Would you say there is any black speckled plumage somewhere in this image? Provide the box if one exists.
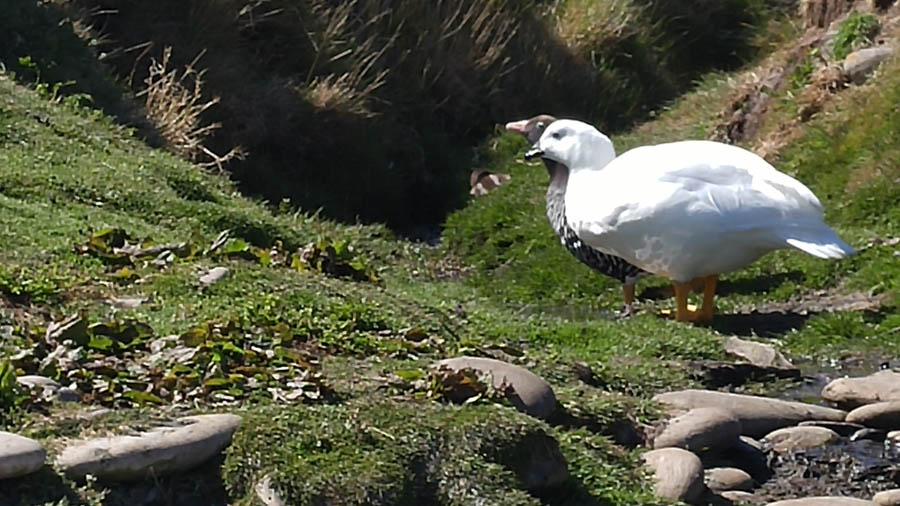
[544,161,647,285]
[507,114,648,287]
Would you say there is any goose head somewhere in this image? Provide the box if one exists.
[505,114,557,144]
[525,119,616,174]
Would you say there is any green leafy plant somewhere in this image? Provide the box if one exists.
[832,12,879,61]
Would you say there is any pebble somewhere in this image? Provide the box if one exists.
[705,467,754,492]
[0,432,46,479]
[654,389,846,437]
[821,370,900,409]
[721,490,755,503]
[199,266,229,286]
[723,336,795,370]
[846,401,900,430]
[57,413,241,481]
[16,375,79,402]
[643,448,705,504]
[653,407,742,453]
[763,426,839,452]
[434,356,557,420]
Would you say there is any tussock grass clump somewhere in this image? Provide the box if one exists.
[138,47,244,171]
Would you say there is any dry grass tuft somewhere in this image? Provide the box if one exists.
[137,47,243,171]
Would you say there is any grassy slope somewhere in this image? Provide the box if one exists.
[1,16,900,506]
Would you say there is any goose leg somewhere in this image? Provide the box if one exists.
[694,275,718,322]
[673,281,693,322]
[621,283,636,317]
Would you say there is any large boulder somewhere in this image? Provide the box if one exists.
[654,390,846,437]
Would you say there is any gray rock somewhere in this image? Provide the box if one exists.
[705,467,754,492]
[765,498,876,506]
[721,490,755,503]
[434,357,557,419]
[653,407,742,453]
[798,420,866,436]
[0,431,46,479]
[843,46,894,84]
[723,337,795,370]
[643,448,705,504]
[822,370,900,408]
[654,389,846,437]
[57,414,241,481]
[846,400,900,430]
[16,375,79,402]
[16,375,60,390]
[763,426,839,452]
[199,267,229,286]
[874,489,900,506]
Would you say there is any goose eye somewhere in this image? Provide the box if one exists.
[536,121,545,130]
[551,132,562,140]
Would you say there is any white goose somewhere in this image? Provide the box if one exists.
[525,119,855,322]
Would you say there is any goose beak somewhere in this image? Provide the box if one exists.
[524,145,544,160]
[505,120,528,134]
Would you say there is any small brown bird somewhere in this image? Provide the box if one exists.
[470,169,511,197]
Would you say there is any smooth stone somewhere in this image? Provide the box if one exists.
[888,430,900,443]
[642,448,705,504]
[821,370,900,408]
[199,267,229,286]
[16,375,60,390]
[873,489,900,506]
[705,467,754,492]
[56,414,241,481]
[0,431,47,479]
[654,407,742,453]
[723,337,795,369]
[798,420,866,437]
[721,490,755,503]
[434,357,557,419]
[846,401,900,430]
[765,498,876,505]
[763,426,839,452]
[654,389,846,438]
[17,375,80,402]
[843,46,895,84]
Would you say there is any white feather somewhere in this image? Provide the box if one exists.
[536,120,855,282]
